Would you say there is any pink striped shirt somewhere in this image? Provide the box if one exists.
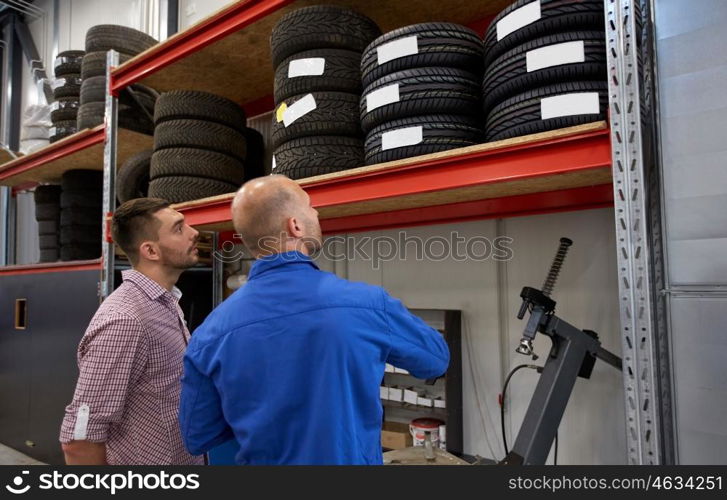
[60,270,204,465]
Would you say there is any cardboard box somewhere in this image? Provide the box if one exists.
[381,422,412,450]
[403,388,419,405]
[379,386,389,400]
[388,387,403,402]
[417,396,433,407]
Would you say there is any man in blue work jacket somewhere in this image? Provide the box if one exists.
[179,174,449,465]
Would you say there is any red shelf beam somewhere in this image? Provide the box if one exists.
[0,126,105,184]
[319,185,613,235]
[110,0,294,93]
[0,259,102,277]
[178,126,612,233]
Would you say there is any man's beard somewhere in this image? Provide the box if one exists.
[159,243,199,270]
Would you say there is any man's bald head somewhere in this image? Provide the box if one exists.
[231,175,321,256]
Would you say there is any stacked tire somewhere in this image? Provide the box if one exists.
[78,25,159,134]
[59,170,103,261]
[482,0,607,141]
[361,23,485,165]
[270,5,380,179]
[148,90,247,203]
[50,50,84,143]
[34,185,62,263]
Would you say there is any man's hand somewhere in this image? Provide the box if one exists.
[61,440,107,465]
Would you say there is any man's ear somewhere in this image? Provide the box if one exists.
[287,216,304,238]
[138,241,161,262]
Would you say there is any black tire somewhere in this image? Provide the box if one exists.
[35,203,61,220]
[243,128,266,180]
[148,176,239,204]
[273,136,364,179]
[50,120,78,143]
[270,5,380,68]
[154,90,246,132]
[80,77,157,108]
[55,50,84,77]
[79,76,106,105]
[483,31,607,113]
[51,99,80,122]
[85,25,158,55]
[154,119,247,161]
[39,234,60,248]
[77,102,154,135]
[60,190,102,209]
[52,75,82,99]
[34,185,61,204]
[150,148,244,185]
[60,225,102,246]
[360,67,481,133]
[361,23,483,88]
[61,207,101,227]
[271,92,360,149]
[81,50,133,79]
[274,48,362,102]
[39,248,60,263]
[483,0,605,66]
[485,81,608,141]
[60,243,100,261]
[116,150,151,203]
[364,115,483,165]
[62,169,103,190]
[38,220,59,234]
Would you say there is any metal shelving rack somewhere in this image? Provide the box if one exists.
[0,0,670,464]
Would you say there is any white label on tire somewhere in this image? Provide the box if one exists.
[283,94,317,127]
[272,155,277,171]
[366,84,400,112]
[381,126,423,151]
[496,1,541,41]
[526,41,585,72]
[540,92,600,120]
[288,57,326,78]
[377,36,418,65]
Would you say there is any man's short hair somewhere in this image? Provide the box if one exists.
[112,198,170,265]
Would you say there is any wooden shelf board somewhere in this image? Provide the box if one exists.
[171,122,613,233]
[0,127,152,188]
[113,0,510,106]
[0,148,21,164]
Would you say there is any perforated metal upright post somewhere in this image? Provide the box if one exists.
[100,49,119,301]
[606,0,673,464]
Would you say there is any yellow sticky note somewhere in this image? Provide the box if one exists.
[276,103,287,123]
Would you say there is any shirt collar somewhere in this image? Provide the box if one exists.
[122,269,183,302]
[248,251,320,280]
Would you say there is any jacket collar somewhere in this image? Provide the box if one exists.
[248,251,320,280]
[122,269,182,301]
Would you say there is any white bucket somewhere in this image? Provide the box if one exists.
[409,418,445,448]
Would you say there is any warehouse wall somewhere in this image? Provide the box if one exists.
[316,208,626,464]
[178,0,233,29]
[13,1,166,264]
[654,0,727,464]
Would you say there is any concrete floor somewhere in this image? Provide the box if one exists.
[0,443,46,465]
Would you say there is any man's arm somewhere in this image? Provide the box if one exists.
[59,311,149,464]
[382,290,450,379]
[61,441,107,465]
[179,349,234,456]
